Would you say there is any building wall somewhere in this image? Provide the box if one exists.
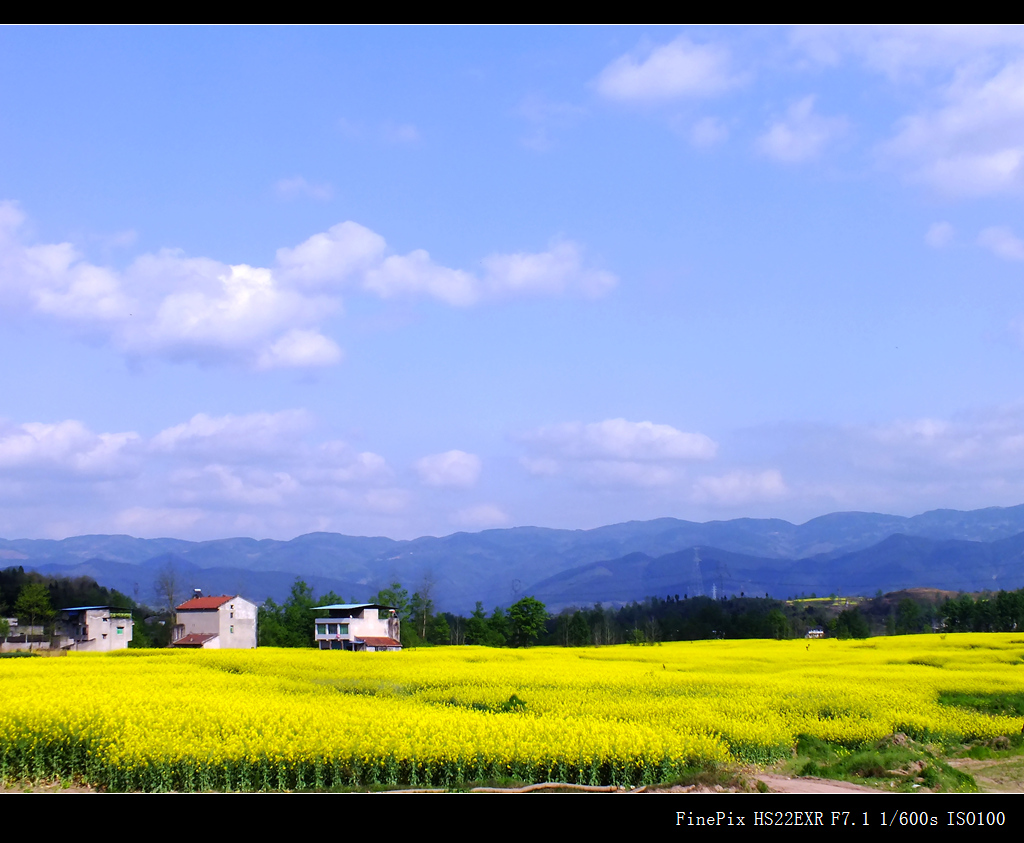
[57,609,133,652]
[218,598,257,649]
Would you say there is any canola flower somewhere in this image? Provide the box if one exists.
[0,633,1022,791]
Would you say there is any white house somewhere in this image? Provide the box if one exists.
[56,606,134,652]
[312,603,401,651]
[172,593,257,649]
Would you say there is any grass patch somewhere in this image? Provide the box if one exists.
[793,733,976,793]
[938,690,1024,718]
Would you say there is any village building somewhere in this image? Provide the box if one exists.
[172,592,257,649]
[312,603,401,651]
[54,606,134,652]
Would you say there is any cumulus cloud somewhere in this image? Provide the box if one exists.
[596,36,741,102]
[978,225,1024,261]
[275,221,387,290]
[524,418,717,462]
[756,96,847,163]
[882,60,1024,196]
[365,251,479,307]
[482,240,616,299]
[792,25,1024,78]
[414,450,482,488]
[520,418,716,488]
[0,419,139,477]
[150,410,313,460]
[0,410,405,539]
[0,203,616,370]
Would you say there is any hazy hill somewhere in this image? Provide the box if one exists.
[7,504,1024,612]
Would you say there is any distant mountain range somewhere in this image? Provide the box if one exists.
[6,504,1024,613]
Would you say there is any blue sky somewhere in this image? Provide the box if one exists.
[4,25,1024,541]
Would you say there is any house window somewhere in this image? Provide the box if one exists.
[230,625,234,634]
[339,623,349,635]
[317,624,327,635]
[116,627,123,635]
[328,624,338,635]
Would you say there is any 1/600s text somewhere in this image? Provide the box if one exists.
[675,812,1006,827]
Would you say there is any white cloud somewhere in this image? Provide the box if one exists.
[0,204,617,369]
[756,96,847,163]
[596,36,740,102]
[151,410,312,460]
[304,441,393,486]
[882,60,1024,196]
[365,250,480,307]
[692,469,787,505]
[256,329,343,369]
[524,418,717,462]
[274,176,334,201]
[0,419,139,477]
[925,221,955,249]
[414,450,482,488]
[978,226,1024,261]
[169,464,300,508]
[520,419,716,489]
[792,25,1024,78]
[482,240,616,299]
[275,221,387,289]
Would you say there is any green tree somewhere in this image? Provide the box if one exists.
[766,608,790,640]
[14,582,54,639]
[259,579,317,647]
[428,613,451,645]
[508,596,547,648]
[487,606,510,647]
[568,611,590,647]
[466,602,489,645]
[895,598,924,635]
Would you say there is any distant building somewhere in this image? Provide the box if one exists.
[56,606,134,652]
[805,628,826,639]
[312,604,401,651]
[172,593,257,649]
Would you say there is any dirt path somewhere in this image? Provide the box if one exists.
[753,774,884,794]
[949,757,1024,793]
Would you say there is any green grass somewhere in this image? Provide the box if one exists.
[793,733,976,792]
[938,690,1024,718]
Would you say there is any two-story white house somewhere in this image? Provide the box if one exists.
[172,593,257,649]
[312,603,401,651]
[56,606,134,652]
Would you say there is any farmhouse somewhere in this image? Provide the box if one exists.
[56,606,134,652]
[172,593,257,649]
[312,603,401,651]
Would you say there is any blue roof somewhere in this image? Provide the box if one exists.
[61,605,126,612]
[311,603,394,611]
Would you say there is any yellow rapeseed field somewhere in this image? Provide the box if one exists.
[1,634,1022,790]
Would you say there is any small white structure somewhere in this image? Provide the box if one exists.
[312,603,401,651]
[172,593,257,649]
[55,606,134,652]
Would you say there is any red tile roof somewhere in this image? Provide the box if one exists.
[176,595,234,611]
[172,633,219,648]
[360,636,401,648]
